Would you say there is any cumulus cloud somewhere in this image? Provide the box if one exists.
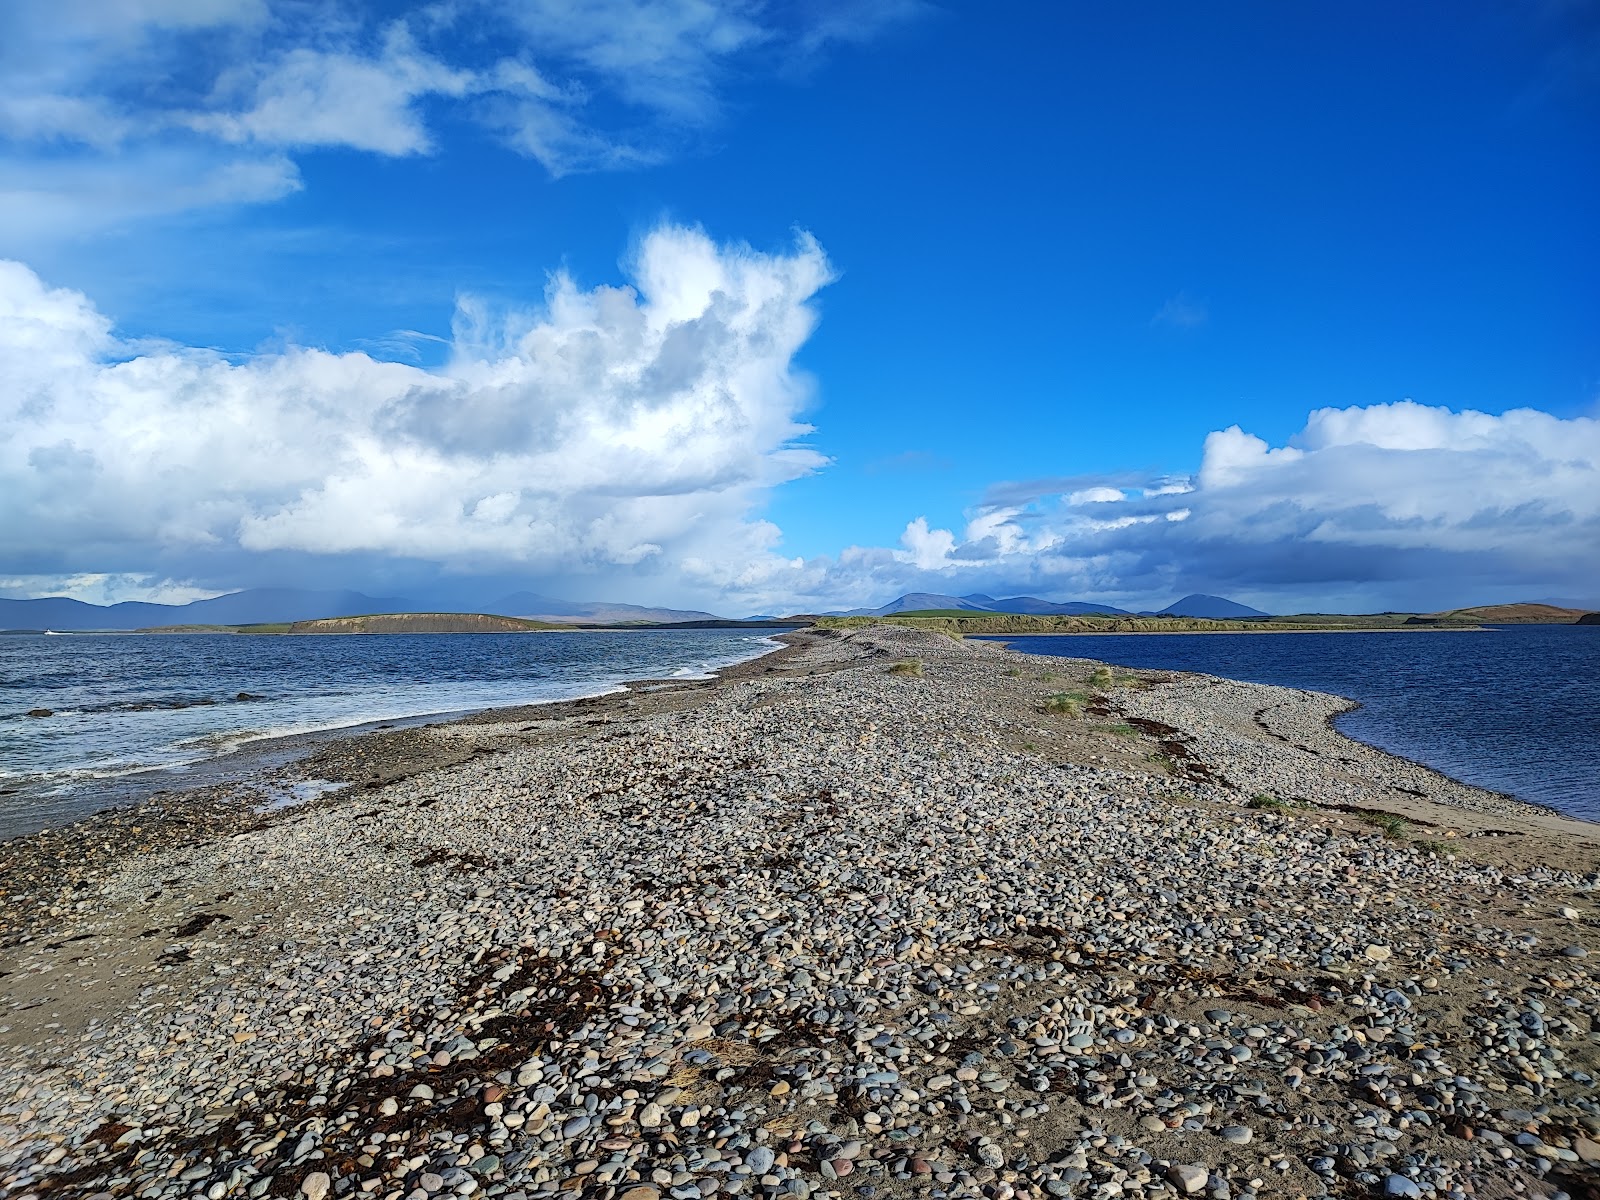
[0,226,834,590]
[759,400,1599,614]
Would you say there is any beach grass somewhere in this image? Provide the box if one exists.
[1361,811,1410,838]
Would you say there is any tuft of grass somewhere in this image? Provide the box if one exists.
[1088,665,1116,689]
[1092,722,1140,738]
[1042,692,1084,716]
[1004,667,1022,677]
[1361,811,1410,838]
[888,659,923,676]
[1415,839,1459,857]
[1021,741,1038,751]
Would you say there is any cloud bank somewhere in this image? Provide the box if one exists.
[801,401,1600,613]
[0,225,832,594]
[3,227,1595,613]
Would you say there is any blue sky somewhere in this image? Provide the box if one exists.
[1,0,1597,615]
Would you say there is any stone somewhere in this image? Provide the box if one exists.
[620,1189,662,1200]
[1219,1126,1252,1145]
[1383,1177,1422,1199]
[745,1148,775,1174]
[1575,1135,1600,1165]
[1364,944,1392,963]
[1168,1166,1208,1195]
[301,1173,331,1200]
[976,1143,1005,1168]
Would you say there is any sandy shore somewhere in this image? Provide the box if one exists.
[2,627,1597,1200]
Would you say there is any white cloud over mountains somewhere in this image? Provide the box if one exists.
[3,226,1595,613]
[0,225,832,590]
[810,402,1600,613]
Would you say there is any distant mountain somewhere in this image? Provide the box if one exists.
[828,592,1134,617]
[845,592,991,616]
[1156,594,1270,619]
[972,595,1133,616]
[490,591,722,624]
[0,588,405,631]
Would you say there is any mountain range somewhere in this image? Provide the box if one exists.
[0,588,720,630]
[826,592,1271,619]
[0,586,1273,630]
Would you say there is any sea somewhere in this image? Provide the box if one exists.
[986,625,1600,822]
[0,628,787,839]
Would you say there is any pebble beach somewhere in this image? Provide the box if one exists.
[2,626,1598,1200]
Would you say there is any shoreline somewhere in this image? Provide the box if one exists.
[0,635,790,841]
[3,628,1597,1200]
[974,626,1492,635]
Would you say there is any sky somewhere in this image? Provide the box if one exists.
[1,0,1597,616]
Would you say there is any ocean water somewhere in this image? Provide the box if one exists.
[0,628,786,838]
[986,625,1600,822]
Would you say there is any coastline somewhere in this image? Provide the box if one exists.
[3,627,1597,1200]
[0,633,791,840]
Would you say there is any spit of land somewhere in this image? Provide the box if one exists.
[1,627,1596,1200]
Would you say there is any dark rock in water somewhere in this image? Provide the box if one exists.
[1579,612,1600,625]
[236,692,265,701]
[26,708,52,718]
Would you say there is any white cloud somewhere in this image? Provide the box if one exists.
[0,0,928,231]
[0,573,224,605]
[0,226,834,589]
[192,26,479,155]
[710,401,1600,615]
[1067,485,1124,504]
[0,150,301,244]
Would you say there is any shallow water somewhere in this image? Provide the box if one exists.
[987,625,1600,822]
[0,628,784,836]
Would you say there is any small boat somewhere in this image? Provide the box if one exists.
[43,629,65,636]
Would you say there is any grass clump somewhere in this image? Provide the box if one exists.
[1092,722,1140,738]
[1361,811,1410,838]
[1415,839,1460,857]
[1042,689,1092,716]
[888,659,923,676]
[1042,693,1083,716]
[1089,665,1116,689]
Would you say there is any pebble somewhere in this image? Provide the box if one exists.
[0,626,1594,1200]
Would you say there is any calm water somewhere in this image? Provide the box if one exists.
[987,626,1600,822]
[0,629,784,837]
